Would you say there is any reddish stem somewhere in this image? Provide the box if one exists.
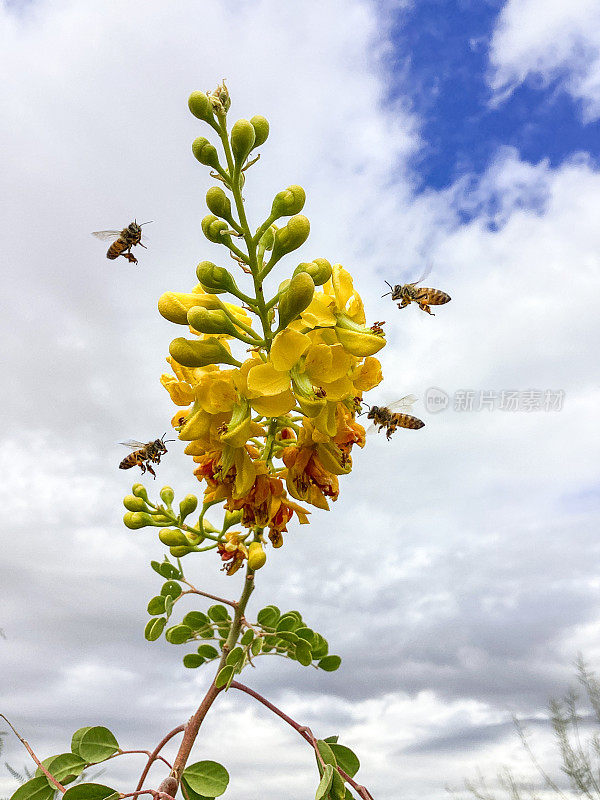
[0,714,65,794]
[134,725,185,795]
[229,682,375,800]
[166,682,223,785]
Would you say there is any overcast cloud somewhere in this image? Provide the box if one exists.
[1,1,599,799]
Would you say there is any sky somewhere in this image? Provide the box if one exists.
[1,0,599,798]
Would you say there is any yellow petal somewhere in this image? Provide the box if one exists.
[302,344,332,383]
[247,362,291,396]
[270,329,310,371]
[161,374,195,406]
[250,391,296,417]
[234,449,257,497]
[321,375,354,401]
[352,357,383,392]
[300,294,337,328]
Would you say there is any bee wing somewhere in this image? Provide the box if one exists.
[119,439,147,449]
[386,394,419,413]
[366,422,379,435]
[412,265,432,285]
[92,230,122,241]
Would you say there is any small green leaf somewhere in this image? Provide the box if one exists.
[226,646,245,666]
[180,776,213,800]
[311,634,329,659]
[217,624,231,638]
[207,604,229,622]
[296,627,315,644]
[240,629,254,645]
[71,727,92,756]
[183,654,206,668]
[147,595,166,615]
[215,665,234,688]
[165,624,192,644]
[318,655,341,672]
[77,726,119,763]
[256,605,280,627]
[323,735,339,744]
[295,640,313,666]
[164,594,174,618]
[145,617,166,641]
[62,784,120,799]
[8,777,54,800]
[329,744,360,778]
[161,580,182,599]
[183,611,211,629]
[315,763,334,800]
[199,626,214,639]
[276,614,299,633]
[36,753,86,786]
[251,637,263,656]
[156,560,180,579]
[197,644,219,659]
[276,631,299,644]
[315,742,344,800]
[183,760,230,797]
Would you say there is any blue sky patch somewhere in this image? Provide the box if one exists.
[388,0,600,189]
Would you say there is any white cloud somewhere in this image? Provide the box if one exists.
[1,1,600,800]
[488,0,600,120]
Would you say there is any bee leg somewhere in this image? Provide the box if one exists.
[419,302,434,315]
[147,463,157,479]
[397,300,409,310]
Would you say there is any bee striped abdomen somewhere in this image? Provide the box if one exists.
[394,413,425,430]
[107,239,127,260]
[418,288,451,305]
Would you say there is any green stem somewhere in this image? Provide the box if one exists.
[216,118,273,350]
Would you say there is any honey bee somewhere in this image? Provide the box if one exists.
[382,268,450,315]
[119,434,174,479]
[361,395,425,440]
[92,220,152,264]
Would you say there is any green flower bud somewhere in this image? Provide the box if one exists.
[196,261,240,295]
[222,509,242,530]
[159,529,189,546]
[123,494,147,512]
[293,258,332,286]
[123,511,154,529]
[248,542,267,570]
[169,337,240,368]
[230,118,256,164]
[170,545,197,557]
[250,115,269,147]
[187,306,238,336]
[132,484,149,501]
[202,214,232,245]
[278,272,315,330]
[270,215,310,263]
[271,185,306,219]
[158,291,220,325]
[160,486,174,506]
[192,137,220,169]
[206,186,233,221]
[259,226,275,252]
[188,91,214,123]
[179,494,198,519]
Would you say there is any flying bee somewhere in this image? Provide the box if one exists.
[382,267,450,315]
[361,395,425,440]
[118,433,174,479]
[92,220,152,264]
